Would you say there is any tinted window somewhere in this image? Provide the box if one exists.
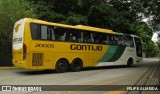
[101,34,110,44]
[92,32,110,44]
[124,36,134,47]
[30,23,134,47]
[30,23,41,40]
[92,32,100,44]
[83,32,93,43]
[69,29,82,42]
[54,27,67,41]
[41,25,47,40]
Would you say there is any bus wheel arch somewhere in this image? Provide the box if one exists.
[127,57,133,67]
[70,58,83,72]
[55,58,69,73]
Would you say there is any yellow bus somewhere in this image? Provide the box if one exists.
[12,18,142,72]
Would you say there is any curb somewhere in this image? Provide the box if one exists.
[0,66,20,70]
[141,62,159,94]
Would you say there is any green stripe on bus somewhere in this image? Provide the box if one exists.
[98,46,126,62]
[107,46,126,62]
[98,46,118,62]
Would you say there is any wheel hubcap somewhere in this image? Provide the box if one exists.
[59,63,65,69]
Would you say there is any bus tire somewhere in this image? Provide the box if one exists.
[127,58,133,67]
[55,59,68,73]
[70,58,83,72]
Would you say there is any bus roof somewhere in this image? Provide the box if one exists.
[25,18,115,34]
[74,25,114,34]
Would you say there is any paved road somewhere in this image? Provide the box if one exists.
[0,58,159,94]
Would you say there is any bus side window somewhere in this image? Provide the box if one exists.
[41,25,48,40]
[130,37,134,47]
[30,23,41,40]
[124,36,134,47]
[83,32,92,43]
[54,27,66,41]
[78,32,83,42]
[69,29,82,42]
[47,27,51,40]
[117,36,125,46]
[70,33,76,42]
[92,33,99,43]
[50,27,55,40]
[110,36,116,45]
[101,34,110,44]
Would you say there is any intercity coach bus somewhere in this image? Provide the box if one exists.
[12,18,142,73]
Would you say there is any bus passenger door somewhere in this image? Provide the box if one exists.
[134,37,142,57]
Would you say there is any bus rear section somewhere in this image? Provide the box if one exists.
[12,18,27,68]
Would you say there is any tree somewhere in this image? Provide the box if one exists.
[0,0,36,66]
[88,3,118,30]
[28,0,155,41]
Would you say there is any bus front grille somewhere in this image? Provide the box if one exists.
[32,53,43,66]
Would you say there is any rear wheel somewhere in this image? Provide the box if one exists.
[127,58,133,67]
[55,59,68,73]
[70,59,83,72]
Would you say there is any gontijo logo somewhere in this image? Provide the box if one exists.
[70,44,102,51]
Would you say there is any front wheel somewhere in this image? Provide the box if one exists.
[127,58,133,67]
[55,59,68,73]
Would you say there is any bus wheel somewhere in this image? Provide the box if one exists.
[70,59,83,72]
[55,59,68,73]
[127,58,133,67]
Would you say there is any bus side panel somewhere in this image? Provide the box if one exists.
[28,52,53,69]
[114,47,136,65]
[29,41,108,69]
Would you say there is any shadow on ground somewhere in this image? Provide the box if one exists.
[16,64,140,75]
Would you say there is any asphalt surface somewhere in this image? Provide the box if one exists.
[0,58,159,94]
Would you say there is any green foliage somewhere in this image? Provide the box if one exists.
[66,12,88,25]
[0,0,36,66]
[146,41,159,57]
[26,0,159,54]
[88,3,116,29]
[0,0,159,66]
[136,0,160,31]
[157,42,160,51]
[134,22,153,40]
